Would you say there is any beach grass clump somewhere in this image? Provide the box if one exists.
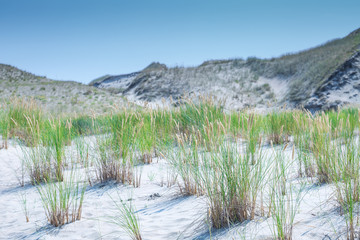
[201,141,266,228]
[332,137,360,240]
[292,109,312,143]
[109,111,139,162]
[74,137,92,186]
[295,131,314,178]
[151,108,175,162]
[3,97,44,145]
[136,111,156,164]
[71,115,97,136]
[109,194,142,240]
[164,133,203,195]
[244,113,262,164]
[44,118,72,181]
[293,112,314,177]
[0,106,9,149]
[326,108,358,138]
[175,96,223,131]
[94,135,133,184]
[36,170,87,227]
[20,115,52,185]
[270,181,304,240]
[201,118,228,152]
[269,144,304,240]
[93,112,141,186]
[19,114,71,185]
[153,107,174,145]
[229,111,247,136]
[18,191,30,222]
[174,96,226,151]
[266,111,293,145]
[311,114,338,183]
[21,141,52,185]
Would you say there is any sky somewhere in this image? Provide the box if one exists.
[1,0,360,84]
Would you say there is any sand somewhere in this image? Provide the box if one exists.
[0,136,350,239]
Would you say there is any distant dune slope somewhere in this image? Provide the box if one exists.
[91,28,360,111]
[0,64,125,114]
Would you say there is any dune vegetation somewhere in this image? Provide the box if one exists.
[246,28,360,104]
[1,96,360,239]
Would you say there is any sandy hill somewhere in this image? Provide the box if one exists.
[0,64,126,114]
[91,28,360,112]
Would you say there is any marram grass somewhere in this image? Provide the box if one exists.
[2,96,360,238]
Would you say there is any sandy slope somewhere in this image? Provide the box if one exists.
[0,137,351,240]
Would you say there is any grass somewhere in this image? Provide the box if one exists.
[18,191,30,222]
[3,96,360,237]
[332,134,360,240]
[74,136,92,186]
[201,141,267,228]
[174,96,227,151]
[165,132,203,196]
[19,114,70,184]
[0,108,9,149]
[270,180,305,240]
[109,193,142,240]
[94,134,134,184]
[92,112,142,186]
[164,121,267,227]
[45,118,71,181]
[266,111,295,145]
[36,169,87,227]
[269,144,305,240]
[244,113,262,164]
[0,97,43,147]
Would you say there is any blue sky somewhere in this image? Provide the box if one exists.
[1,0,359,83]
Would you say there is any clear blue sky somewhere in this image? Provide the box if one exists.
[1,0,359,83]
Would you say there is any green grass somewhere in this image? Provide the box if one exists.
[45,118,71,181]
[36,169,87,227]
[3,96,360,237]
[18,114,71,184]
[332,132,360,240]
[269,144,305,240]
[201,141,267,228]
[265,111,295,145]
[109,193,142,240]
[0,107,9,149]
[165,132,203,196]
[1,97,44,146]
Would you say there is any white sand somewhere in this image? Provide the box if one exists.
[0,137,350,239]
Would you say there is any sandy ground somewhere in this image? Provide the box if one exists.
[0,136,351,240]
